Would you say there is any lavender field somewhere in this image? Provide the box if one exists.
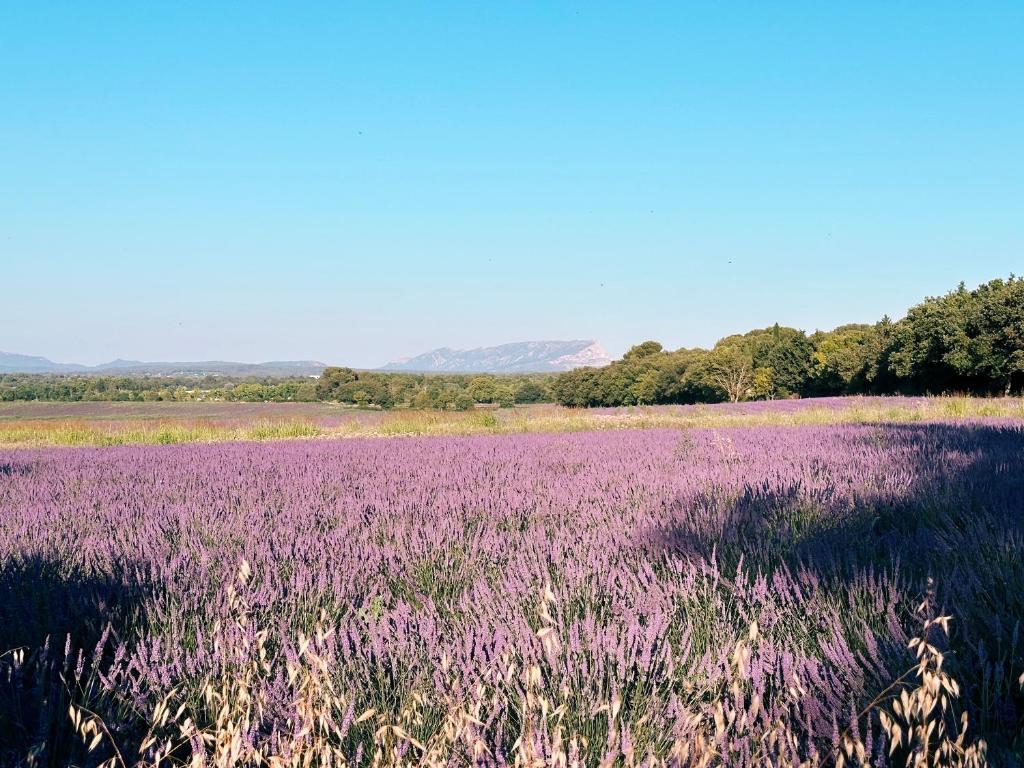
[1,420,1023,765]
[3,396,1023,448]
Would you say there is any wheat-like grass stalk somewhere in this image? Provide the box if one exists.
[57,566,1003,768]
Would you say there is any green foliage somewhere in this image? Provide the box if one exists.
[551,346,717,407]
[550,367,604,408]
[467,377,498,403]
[807,324,878,395]
[0,373,319,404]
[883,277,1024,395]
[750,367,775,400]
[495,386,516,408]
[1,369,556,411]
[514,380,549,404]
[315,367,395,408]
[694,338,756,403]
[310,370,557,410]
[452,392,475,411]
[746,324,814,398]
[7,277,1020,410]
[551,276,1024,407]
[622,340,664,360]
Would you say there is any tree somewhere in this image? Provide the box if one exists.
[295,381,319,402]
[745,325,813,398]
[305,276,1023,409]
[468,377,499,403]
[879,279,1024,394]
[514,380,548,404]
[695,340,756,402]
[750,367,775,400]
[452,392,475,411]
[315,368,395,408]
[808,324,878,395]
[622,341,663,361]
[629,367,662,405]
[960,277,1024,394]
[551,367,604,407]
[315,367,358,400]
[655,349,719,403]
[495,385,516,408]
[597,361,643,406]
[885,285,975,392]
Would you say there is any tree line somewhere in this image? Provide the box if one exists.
[0,374,320,403]
[4,277,1019,408]
[313,370,553,409]
[0,370,556,409]
[552,276,1024,406]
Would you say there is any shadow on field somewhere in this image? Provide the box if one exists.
[0,460,32,477]
[0,556,151,767]
[649,421,1024,753]
[651,422,1024,575]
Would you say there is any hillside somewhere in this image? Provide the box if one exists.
[381,340,611,373]
[0,352,325,377]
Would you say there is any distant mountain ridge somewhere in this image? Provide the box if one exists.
[0,351,326,377]
[1,340,612,376]
[0,352,90,373]
[381,340,611,373]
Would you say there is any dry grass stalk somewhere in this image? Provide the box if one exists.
[836,581,988,768]
[61,567,1002,768]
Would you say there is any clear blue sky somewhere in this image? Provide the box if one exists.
[1,2,1021,367]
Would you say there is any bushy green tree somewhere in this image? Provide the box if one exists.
[315,368,395,408]
[952,277,1024,394]
[748,324,813,398]
[750,367,775,400]
[808,324,878,395]
[452,392,475,411]
[315,367,358,400]
[495,386,516,408]
[467,377,498,403]
[514,380,549,404]
[692,338,756,402]
[884,277,1024,394]
[551,367,605,407]
[552,346,719,407]
[622,340,664,360]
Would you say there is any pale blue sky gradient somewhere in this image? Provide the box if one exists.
[1,2,1021,367]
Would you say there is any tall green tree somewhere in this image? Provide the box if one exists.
[693,338,756,403]
[467,377,499,403]
[745,325,813,398]
[959,277,1024,394]
[808,324,878,395]
[622,340,664,361]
